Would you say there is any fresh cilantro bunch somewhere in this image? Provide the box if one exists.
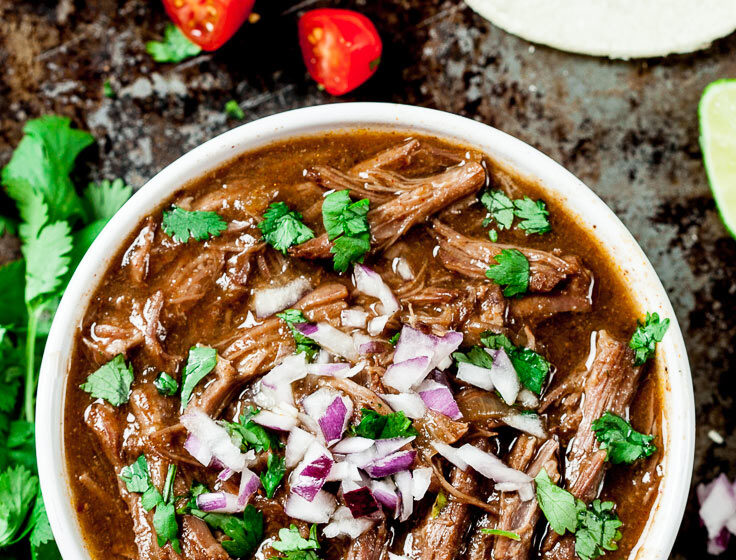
[162,206,227,243]
[146,23,202,63]
[485,249,530,297]
[629,312,669,365]
[350,408,418,439]
[591,412,656,464]
[271,524,321,560]
[0,115,132,558]
[259,202,315,254]
[535,469,623,560]
[481,189,551,236]
[276,309,320,359]
[322,190,371,273]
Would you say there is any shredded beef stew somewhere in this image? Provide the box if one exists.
[65,131,668,560]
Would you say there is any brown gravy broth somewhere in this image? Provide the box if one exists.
[64,131,663,560]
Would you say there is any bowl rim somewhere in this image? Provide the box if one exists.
[37,102,694,560]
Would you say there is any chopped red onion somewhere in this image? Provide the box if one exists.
[285,489,337,523]
[184,434,212,468]
[457,443,532,486]
[368,315,391,336]
[502,413,545,439]
[285,427,316,468]
[326,461,361,482]
[370,479,399,511]
[393,326,437,364]
[517,388,540,408]
[252,410,297,432]
[323,505,375,538]
[412,467,433,501]
[432,331,464,369]
[296,322,358,361]
[456,361,494,391]
[380,392,427,419]
[394,470,414,522]
[364,450,417,478]
[291,443,334,501]
[431,441,469,471]
[353,264,400,315]
[344,486,381,517]
[218,467,234,481]
[373,437,416,458]
[197,492,243,513]
[489,348,521,405]
[392,257,414,281]
[698,473,736,554]
[358,340,393,355]
[181,408,248,472]
[254,277,311,318]
[302,388,353,445]
[259,353,308,406]
[418,379,462,420]
[237,467,261,506]
[332,437,375,454]
[341,309,369,328]
[383,356,431,393]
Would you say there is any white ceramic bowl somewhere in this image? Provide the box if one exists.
[37,103,694,559]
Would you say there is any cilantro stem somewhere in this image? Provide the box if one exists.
[24,305,39,423]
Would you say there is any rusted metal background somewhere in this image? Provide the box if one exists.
[1,1,735,557]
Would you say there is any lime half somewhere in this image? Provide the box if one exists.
[700,79,736,238]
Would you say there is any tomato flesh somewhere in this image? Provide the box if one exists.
[298,9,383,96]
[163,0,254,51]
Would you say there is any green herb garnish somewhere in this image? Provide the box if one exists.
[225,100,245,120]
[481,331,550,394]
[259,202,315,254]
[271,524,320,560]
[80,354,134,406]
[535,469,580,535]
[102,80,115,99]
[322,190,371,273]
[480,528,521,540]
[431,492,447,518]
[485,249,530,297]
[146,23,202,63]
[591,412,656,464]
[162,206,227,243]
[194,505,263,558]
[481,190,515,230]
[277,309,320,359]
[154,372,179,396]
[388,332,400,346]
[514,197,550,235]
[223,407,281,454]
[179,346,217,411]
[629,312,669,365]
[481,189,550,235]
[350,408,417,439]
[82,178,131,222]
[260,452,286,499]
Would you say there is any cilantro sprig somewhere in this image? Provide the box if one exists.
[222,407,281,454]
[162,206,227,244]
[535,469,622,560]
[146,23,202,63]
[193,505,263,558]
[591,412,656,464]
[260,452,286,499]
[154,372,179,396]
[481,189,551,235]
[271,524,321,560]
[277,309,319,360]
[179,346,218,411]
[629,312,669,365]
[350,408,417,439]
[480,528,521,541]
[259,202,315,254]
[485,249,529,297]
[322,190,371,273]
[80,354,134,406]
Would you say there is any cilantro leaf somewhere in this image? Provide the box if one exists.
[485,249,529,297]
[488,229,498,242]
[154,372,179,396]
[0,465,39,546]
[258,202,315,254]
[1,115,93,223]
[179,346,218,411]
[223,407,280,454]
[177,482,208,515]
[351,408,417,439]
[153,501,180,552]
[23,220,73,305]
[8,420,36,472]
[29,491,62,560]
[225,100,245,120]
[591,412,656,464]
[82,178,132,222]
[480,190,515,230]
[574,500,623,560]
[146,23,202,63]
[479,528,521,540]
[80,354,134,406]
[103,80,115,99]
[322,190,371,272]
[0,260,28,328]
[629,312,669,365]
[453,346,495,369]
[513,197,550,235]
[272,524,320,554]
[260,452,286,499]
[162,206,227,244]
[388,332,400,346]
[277,309,320,359]
[480,332,550,394]
[194,505,263,558]
[120,455,151,493]
[535,468,581,536]
[431,492,447,518]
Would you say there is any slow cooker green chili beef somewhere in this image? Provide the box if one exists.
[64,131,668,560]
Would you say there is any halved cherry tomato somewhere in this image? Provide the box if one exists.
[162,0,254,51]
[298,9,382,96]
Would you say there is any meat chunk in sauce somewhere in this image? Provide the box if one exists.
[65,132,665,560]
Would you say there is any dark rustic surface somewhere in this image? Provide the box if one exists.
[1,0,735,557]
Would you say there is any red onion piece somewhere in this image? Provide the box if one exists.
[373,437,416,457]
[489,348,521,405]
[392,326,463,385]
[285,489,337,524]
[332,437,375,454]
[344,486,381,518]
[237,467,261,506]
[383,356,431,393]
[698,473,736,554]
[303,388,353,445]
[296,322,358,361]
[184,434,213,468]
[394,470,414,522]
[364,450,417,478]
[252,410,297,432]
[323,505,375,539]
[181,408,248,472]
[218,467,234,481]
[431,441,469,471]
[285,427,316,468]
[456,361,494,391]
[370,479,399,511]
[291,443,334,501]
[259,353,308,406]
[412,467,433,501]
[197,492,243,513]
[418,379,462,420]
[353,264,400,315]
[254,277,311,318]
[380,392,427,419]
[502,413,545,438]
[457,443,532,487]
[326,461,361,482]
[358,340,393,355]
[341,308,369,328]
[367,315,390,336]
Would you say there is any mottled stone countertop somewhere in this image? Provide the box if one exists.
[1,1,735,557]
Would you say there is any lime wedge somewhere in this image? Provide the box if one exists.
[700,79,736,237]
